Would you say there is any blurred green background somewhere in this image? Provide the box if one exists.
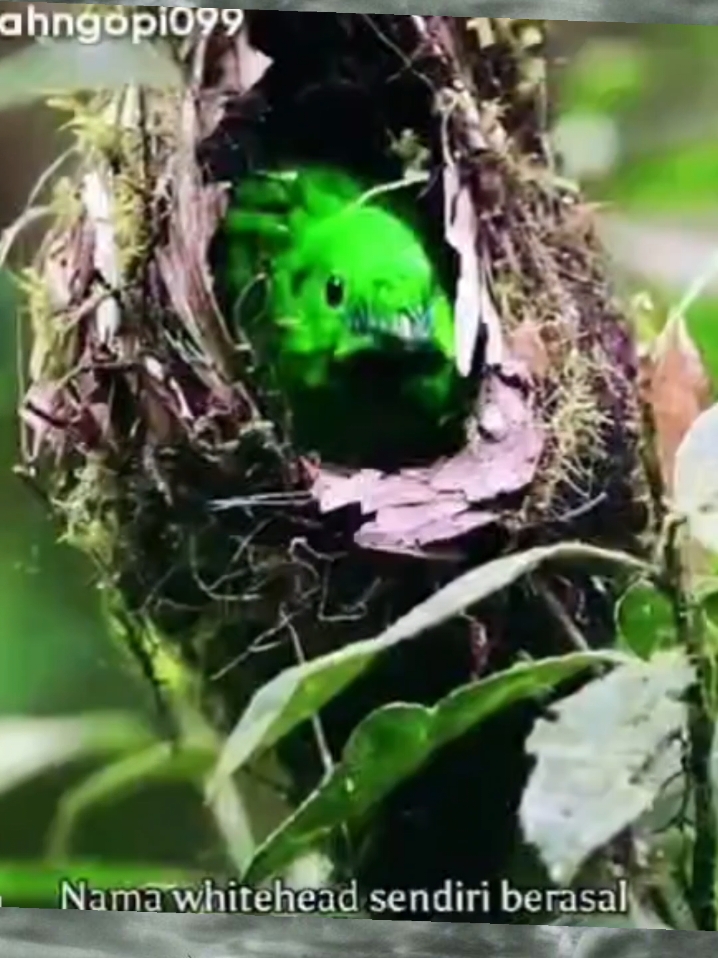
[553,22,718,381]
[1,15,718,892]
[0,13,142,722]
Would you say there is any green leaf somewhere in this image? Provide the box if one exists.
[520,650,694,886]
[244,652,623,883]
[683,298,718,391]
[602,139,718,216]
[561,39,648,116]
[47,741,215,860]
[699,586,718,631]
[0,713,154,798]
[210,542,651,795]
[48,719,256,874]
[674,403,718,551]
[0,38,181,112]
[0,860,200,907]
[616,580,677,659]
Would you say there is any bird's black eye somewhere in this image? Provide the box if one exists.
[325,275,345,309]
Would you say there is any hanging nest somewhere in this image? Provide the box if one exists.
[16,14,651,917]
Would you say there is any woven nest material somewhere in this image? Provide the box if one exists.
[18,14,648,735]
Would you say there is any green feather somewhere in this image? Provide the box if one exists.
[222,166,471,467]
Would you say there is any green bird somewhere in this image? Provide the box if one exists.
[222,165,472,469]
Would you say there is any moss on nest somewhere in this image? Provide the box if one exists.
[15,14,651,916]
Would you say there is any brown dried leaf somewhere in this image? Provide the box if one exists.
[312,370,543,555]
[42,219,95,312]
[443,161,483,377]
[432,371,543,502]
[192,28,272,141]
[21,380,113,462]
[21,382,67,461]
[155,162,233,383]
[507,320,550,380]
[82,171,121,344]
[644,315,711,495]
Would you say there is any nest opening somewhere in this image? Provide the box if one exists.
[204,21,471,474]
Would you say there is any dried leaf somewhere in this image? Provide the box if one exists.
[479,258,505,368]
[21,382,67,461]
[674,403,718,552]
[312,370,543,555]
[82,171,121,344]
[433,371,543,499]
[356,508,495,553]
[43,219,95,311]
[443,162,482,378]
[155,102,235,384]
[506,320,550,380]
[644,315,711,495]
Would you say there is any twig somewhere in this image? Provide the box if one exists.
[353,172,430,208]
[661,515,716,931]
[283,613,334,778]
[669,246,718,325]
[283,613,358,878]
[532,576,590,653]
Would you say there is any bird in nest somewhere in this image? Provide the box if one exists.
[221,165,476,470]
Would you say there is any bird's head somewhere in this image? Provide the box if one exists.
[273,202,455,382]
